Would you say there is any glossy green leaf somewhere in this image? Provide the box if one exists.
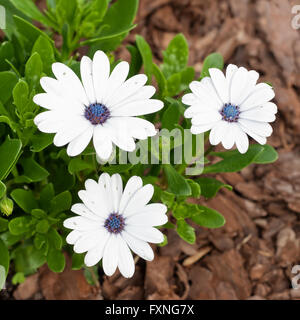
[187,179,201,198]
[36,219,49,234]
[47,248,65,273]
[162,103,181,131]
[68,158,94,175]
[31,35,55,74]
[15,157,49,183]
[8,216,33,235]
[47,228,62,250]
[30,133,54,152]
[136,35,153,83]
[162,33,189,78]
[0,239,9,276]
[0,217,8,232]
[11,189,38,213]
[196,177,232,199]
[25,52,43,87]
[0,137,22,180]
[176,219,195,244]
[0,181,6,199]
[191,205,225,228]
[0,71,18,104]
[201,52,224,79]
[50,191,72,215]
[163,164,191,196]
[72,253,84,270]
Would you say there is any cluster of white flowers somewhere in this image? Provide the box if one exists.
[33,51,277,278]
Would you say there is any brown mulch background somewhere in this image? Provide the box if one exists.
[2,0,300,300]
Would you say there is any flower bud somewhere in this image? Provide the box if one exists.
[0,197,13,216]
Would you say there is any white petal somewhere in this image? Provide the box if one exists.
[122,231,154,261]
[93,125,113,160]
[74,228,105,254]
[98,173,114,214]
[238,122,267,145]
[81,56,96,104]
[238,118,272,137]
[123,184,154,218]
[111,99,163,117]
[71,203,103,221]
[63,216,102,231]
[235,70,259,105]
[209,68,229,103]
[52,62,89,106]
[102,235,119,276]
[182,93,199,106]
[190,122,217,134]
[221,122,235,149]
[230,67,249,105]
[67,126,93,156]
[92,50,110,103]
[84,232,110,267]
[102,61,129,105]
[119,176,143,214]
[191,110,222,125]
[189,80,222,110]
[53,117,90,147]
[107,74,147,107]
[233,123,249,154]
[117,237,135,278]
[240,109,276,122]
[225,64,238,86]
[240,83,275,111]
[126,203,168,227]
[36,118,64,133]
[209,121,225,145]
[119,85,156,105]
[261,102,278,114]
[66,230,82,245]
[125,225,164,243]
[111,174,123,213]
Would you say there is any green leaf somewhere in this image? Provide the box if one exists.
[36,219,50,234]
[163,164,191,196]
[50,191,72,215]
[10,0,53,26]
[253,144,278,164]
[0,71,18,104]
[0,137,22,180]
[8,216,33,235]
[72,253,84,270]
[47,228,62,250]
[34,233,47,250]
[15,157,49,183]
[187,179,201,198]
[30,133,54,152]
[204,144,265,173]
[127,44,142,78]
[31,35,55,74]
[25,52,43,87]
[162,33,189,78]
[176,219,195,244]
[160,191,175,208]
[196,177,232,199]
[47,248,65,273]
[13,245,46,275]
[12,272,25,285]
[152,63,167,97]
[12,79,29,115]
[39,184,55,211]
[166,73,181,96]
[0,239,9,276]
[0,181,6,198]
[102,164,133,175]
[158,234,168,247]
[0,197,14,216]
[162,103,181,131]
[201,52,224,79]
[136,35,153,83]
[31,209,47,219]
[0,41,15,71]
[191,205,225,228]
[68,158,94,174]
[0,217,8,232]
[11,189,38,213]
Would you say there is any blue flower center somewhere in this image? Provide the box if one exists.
[104,213,125,234]
[84,103,110,125]
[221,103,240,122]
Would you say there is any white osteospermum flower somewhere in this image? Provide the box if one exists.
[64,173,167,278]
[182,64,277,153]
[33,51,163,159]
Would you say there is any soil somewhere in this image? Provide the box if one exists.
[1,0,300,300]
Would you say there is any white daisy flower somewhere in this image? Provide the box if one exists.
[182,64,277,153]
[63,173,167,278]
[33,51,163,159]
